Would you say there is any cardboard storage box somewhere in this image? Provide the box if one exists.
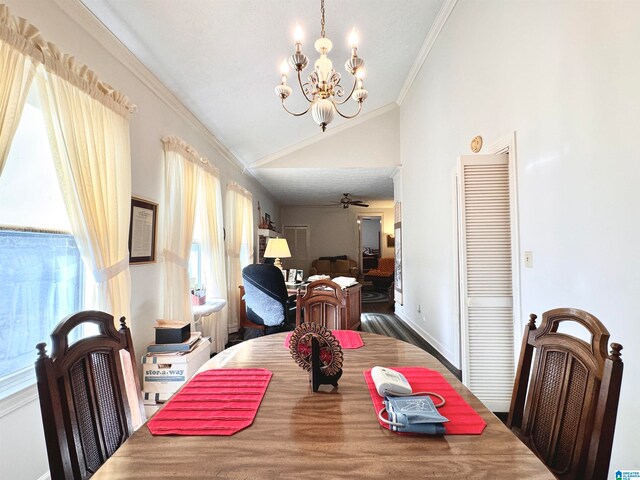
[142,337,210,394]
[142,391,173,418]
[154,321,190,344]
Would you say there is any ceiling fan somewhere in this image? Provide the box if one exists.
[330,193,369,209]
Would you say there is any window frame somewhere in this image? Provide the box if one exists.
[0,84,86,399]
[0,227,86,401]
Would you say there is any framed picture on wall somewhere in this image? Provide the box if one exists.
[128,197,158,264]
[394,222,402,305]
[386,234,395,248]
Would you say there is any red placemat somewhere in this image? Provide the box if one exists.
[284,330,364,349]
[148,368,272,436]
[363,367,486,435]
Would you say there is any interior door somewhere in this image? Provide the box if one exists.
[458,153,516,412]
[283,225,309,272]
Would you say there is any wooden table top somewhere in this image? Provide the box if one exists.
[94,332,553,479]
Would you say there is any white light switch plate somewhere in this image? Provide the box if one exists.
[524,251,533,268]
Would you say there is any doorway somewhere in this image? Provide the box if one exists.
[358,215,382,274]
[282,225,309,272]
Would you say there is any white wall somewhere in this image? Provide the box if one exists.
[0,1,279,479]
[258,107,399,168]
[399,0,639,473]
[281,206,394,273]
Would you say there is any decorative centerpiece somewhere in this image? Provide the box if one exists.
[289,323,343,391]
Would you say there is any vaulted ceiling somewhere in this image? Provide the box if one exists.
[81,0,448,206]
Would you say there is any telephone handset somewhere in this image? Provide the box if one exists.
[371,366,413,396]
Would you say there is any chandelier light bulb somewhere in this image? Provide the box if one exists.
[280,59,289,77]
[294,24,304,44]
[348,28,359,49]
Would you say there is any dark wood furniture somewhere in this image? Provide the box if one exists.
[295,280,361,330]
[507,308,623,480]
[35,310,144,479]
[92,332,553,479]
[362,252,379,272]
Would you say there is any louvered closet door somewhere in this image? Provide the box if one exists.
[458,153,514,412]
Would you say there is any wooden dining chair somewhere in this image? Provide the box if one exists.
[507,308,623,480]
[35,310,145,479]
[296,279,346,330]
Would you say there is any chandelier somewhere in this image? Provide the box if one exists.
[275,0,368,132]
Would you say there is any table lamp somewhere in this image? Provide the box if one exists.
[264,238,291,270]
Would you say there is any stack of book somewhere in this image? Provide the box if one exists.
[146,331,204,356]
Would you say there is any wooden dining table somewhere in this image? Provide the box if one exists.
[94,332,554,479]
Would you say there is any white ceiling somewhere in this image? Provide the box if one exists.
[80,0,446,205]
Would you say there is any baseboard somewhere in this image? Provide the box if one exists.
[394,311,462,379]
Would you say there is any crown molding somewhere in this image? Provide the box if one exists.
[50,0,252,178]
[247,102,399,169]
[396,0,458,105]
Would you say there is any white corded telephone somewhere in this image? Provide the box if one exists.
[371,366,413,396]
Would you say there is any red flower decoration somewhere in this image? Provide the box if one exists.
[297,342,311,358]
[320,347,332,365]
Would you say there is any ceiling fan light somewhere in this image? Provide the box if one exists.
[312,99,335,131]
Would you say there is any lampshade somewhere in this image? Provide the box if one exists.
[264,238,291,259]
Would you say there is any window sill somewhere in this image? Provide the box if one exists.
[0,382,38,418]
[192,298,227,321]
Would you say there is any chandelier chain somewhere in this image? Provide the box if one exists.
[320,0,325,38]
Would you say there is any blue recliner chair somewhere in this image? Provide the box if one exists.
[242,264,296,339]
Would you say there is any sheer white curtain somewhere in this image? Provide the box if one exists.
[0,5,39,175]
[198,167,228,347]
[161,137,200,325]
[1,4,142,424]
[226,183,254,332]
[36,51,136,324]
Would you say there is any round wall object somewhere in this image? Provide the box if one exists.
[471,135,483,153]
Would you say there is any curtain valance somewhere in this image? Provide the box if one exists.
[162,136,219,177]
[0,3,135,117]
[227,181,253,199]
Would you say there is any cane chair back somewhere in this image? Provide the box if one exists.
[507,308,623,480]
[35,310,144,479]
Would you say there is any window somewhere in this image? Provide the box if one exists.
[188,207,207,298]
[0,86,88,397]
[189,242,203,292]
